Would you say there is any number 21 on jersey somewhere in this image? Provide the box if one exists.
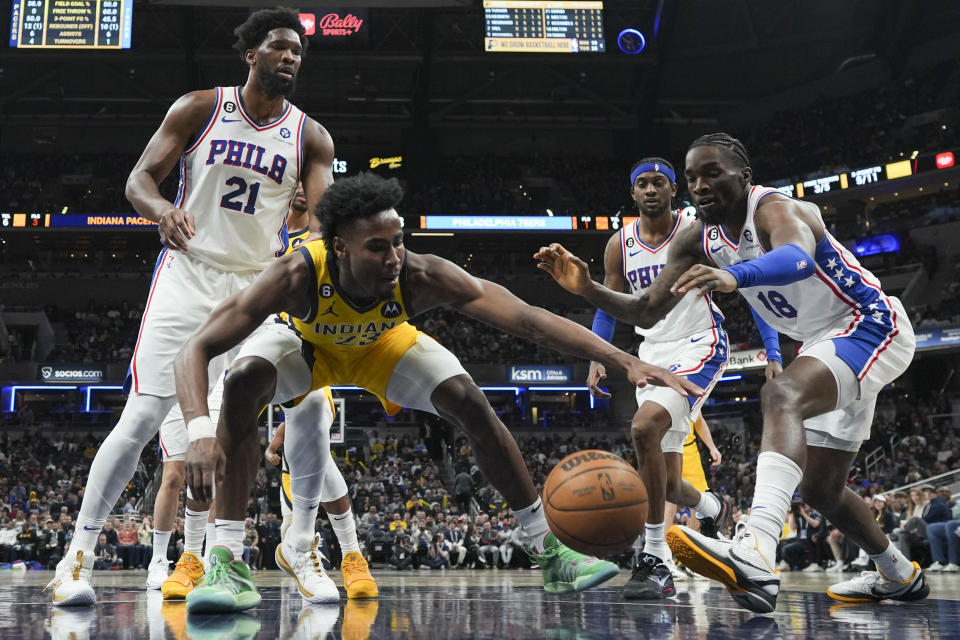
[221,177,260,215]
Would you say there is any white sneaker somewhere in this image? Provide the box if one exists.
[827,562,929,603]
[666,524,779,614]
[827,561,846,573]
[145,556,170,590]
[276,534,340,604]
[44,549,96,607]
[803,563,824,573]
[942,563,960,573]
[776,560,790,571]
[927,562,944,572]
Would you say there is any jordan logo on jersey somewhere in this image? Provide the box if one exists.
[626,264,666,291]
[205,139,287,185]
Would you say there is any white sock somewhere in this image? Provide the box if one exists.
[513,497,550,553]
[642,522,669,561]
[214,520,245,560]
[745,452,803,561]
[71,517,104,554]
[694,491,721,519]
[183,509,208,556]
[152,530,172,563]
[288,494,320,552]
[329,508,360,554]
[870,541,914,581]
[204,522,217,561]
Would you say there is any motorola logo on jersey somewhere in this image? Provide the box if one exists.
[205,139,288,185]
[381,301,403,318]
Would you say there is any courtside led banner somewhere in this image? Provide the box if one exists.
[38,364,106,383]
[421,216,576,230]
[508,365,573,383]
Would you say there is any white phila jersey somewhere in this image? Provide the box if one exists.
[621,212,724,342]
[703,185,889,343]
[175,86,307,272]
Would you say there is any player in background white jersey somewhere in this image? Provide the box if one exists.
[46,8,336,607]
[536,133,923,614]
[587,158,781,600]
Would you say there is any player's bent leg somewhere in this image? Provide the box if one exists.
[430,376,619,594]
[799,445,929,604]
[277,394,339,604]
[47,392,176,606]
[322,462,377,599]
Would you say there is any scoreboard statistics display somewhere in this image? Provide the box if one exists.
[9,0,133,49]
[484,0,604,53]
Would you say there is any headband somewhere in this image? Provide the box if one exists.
[629,162,676,186]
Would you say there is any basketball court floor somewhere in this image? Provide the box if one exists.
[3,569,958,639]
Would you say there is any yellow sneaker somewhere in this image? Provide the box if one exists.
[161,553,205,600]
[341,551,379,599]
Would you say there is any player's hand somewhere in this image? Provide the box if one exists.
[185,437,225,504]
[764,360,783,381]
[709,447,722,466]
[625,359,703,398]
[158,206,196,252]
[533,243,593,296]
[587,362,610,398]
[671,264,737,297]
[265,450,281,466]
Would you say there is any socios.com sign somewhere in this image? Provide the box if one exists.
[507,365,572,383]
[39,364,106,383]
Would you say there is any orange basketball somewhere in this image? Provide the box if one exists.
[543,449,647,556]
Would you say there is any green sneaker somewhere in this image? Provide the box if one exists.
[527,533,620,594]
[185,547,261,614]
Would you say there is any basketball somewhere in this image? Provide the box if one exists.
[543,450,648,556]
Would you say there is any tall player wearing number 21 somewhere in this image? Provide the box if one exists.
[535,133,923,614]
[45,8,335,606]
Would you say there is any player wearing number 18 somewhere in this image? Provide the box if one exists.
[534,132,922,614]
[45,8,335,607]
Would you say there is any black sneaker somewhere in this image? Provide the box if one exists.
[697,491,730,539]
[623,553,676,600]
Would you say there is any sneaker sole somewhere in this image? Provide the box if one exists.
[186,589,261,614]
[346,579,380,599]
[51,589,96,607]
[543,563,619,594]
[275,545,340,603]
[666,527,776,614]
[623,585,675,600]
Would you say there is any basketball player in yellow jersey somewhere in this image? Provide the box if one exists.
[175,172,703,612]
[47,8,336,609]
[665,414,722,537]
[270,183,379,602]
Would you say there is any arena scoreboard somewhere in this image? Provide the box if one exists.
[484,0,605,53]
[9,0,133,49]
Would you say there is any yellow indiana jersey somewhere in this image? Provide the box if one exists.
[285,239,421,414]
[681,420,709,492]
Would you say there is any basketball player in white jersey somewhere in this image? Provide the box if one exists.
[46,8,336,607]
[535,133,924,613]
[587,158,781,600]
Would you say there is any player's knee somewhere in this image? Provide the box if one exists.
[223,357,277,409]
[161,465,185,491]
[760,376,802,415]
[629,419,662,450]
[432,376,491,426]
[797,478,840,512]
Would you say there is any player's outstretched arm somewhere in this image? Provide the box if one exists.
[413,255,702,398]
[299,119,336,234]
[125,90,217,252]
[534,230,700,328]
[587,232,628,398]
